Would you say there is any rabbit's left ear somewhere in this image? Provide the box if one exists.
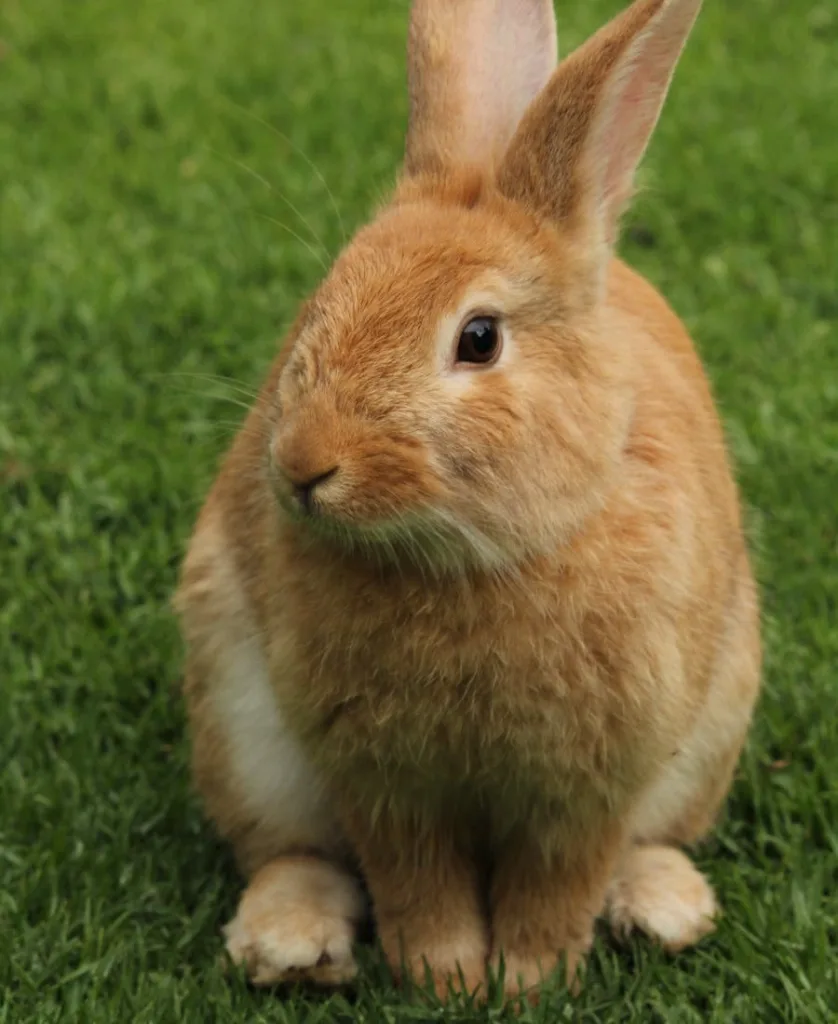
[404,0,558,176]
[499,0,702,268]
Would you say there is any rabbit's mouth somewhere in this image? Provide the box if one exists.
[281,494,511,577]
[268,409,516,574]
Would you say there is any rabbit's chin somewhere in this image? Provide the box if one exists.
[286,503,517,577]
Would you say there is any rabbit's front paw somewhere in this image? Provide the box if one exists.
[606,844,717,953]
[223,856,365,986]
[394,947,487,1002]
[492,947,585,1006]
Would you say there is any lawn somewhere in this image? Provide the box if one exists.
[1,0,837,1020]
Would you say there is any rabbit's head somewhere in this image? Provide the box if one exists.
[269,0,702,572]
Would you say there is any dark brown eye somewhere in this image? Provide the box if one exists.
[456,316,501,366]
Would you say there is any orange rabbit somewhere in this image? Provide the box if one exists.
[175,0,760,1003]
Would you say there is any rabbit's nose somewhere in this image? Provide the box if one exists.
[271,399,344,512]
[287,466,339,514]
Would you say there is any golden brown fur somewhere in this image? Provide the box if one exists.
[175,0,760,1005]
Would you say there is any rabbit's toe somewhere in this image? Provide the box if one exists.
[223,855,364,986]
[606,844,718,953]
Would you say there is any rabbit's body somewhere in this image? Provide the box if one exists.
[177,0,760,1003]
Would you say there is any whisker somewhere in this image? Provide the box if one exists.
[156,371,261,402]
[161,386,258,416]
[197,419,253,434]
[218,152,332,260]
[216,98,348,244]
[258,213,329,272]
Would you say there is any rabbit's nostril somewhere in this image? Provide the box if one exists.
[290,466,339,514]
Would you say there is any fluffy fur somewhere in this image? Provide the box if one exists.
[175,0,760,1005]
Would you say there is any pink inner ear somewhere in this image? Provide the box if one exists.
[463,0,559,165]
[595,0,702,236]
[405,0,557,174]
[600,58,664,218]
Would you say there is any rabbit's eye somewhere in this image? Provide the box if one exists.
[456,316,501,366]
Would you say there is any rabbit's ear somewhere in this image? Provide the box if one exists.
[404,0,558,176]
[498,0,701,278]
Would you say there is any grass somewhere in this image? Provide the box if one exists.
[1,0,837,1020]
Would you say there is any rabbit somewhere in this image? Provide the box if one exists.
[174,0,761,1004]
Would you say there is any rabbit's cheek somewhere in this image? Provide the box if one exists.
[336,440,442,522]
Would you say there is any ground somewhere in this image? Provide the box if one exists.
[1,0,837,1020]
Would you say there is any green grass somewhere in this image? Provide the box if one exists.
[1,0,837,1020]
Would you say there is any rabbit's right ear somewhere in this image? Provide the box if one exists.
[498,0,702,294]
[404,0,558,177]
